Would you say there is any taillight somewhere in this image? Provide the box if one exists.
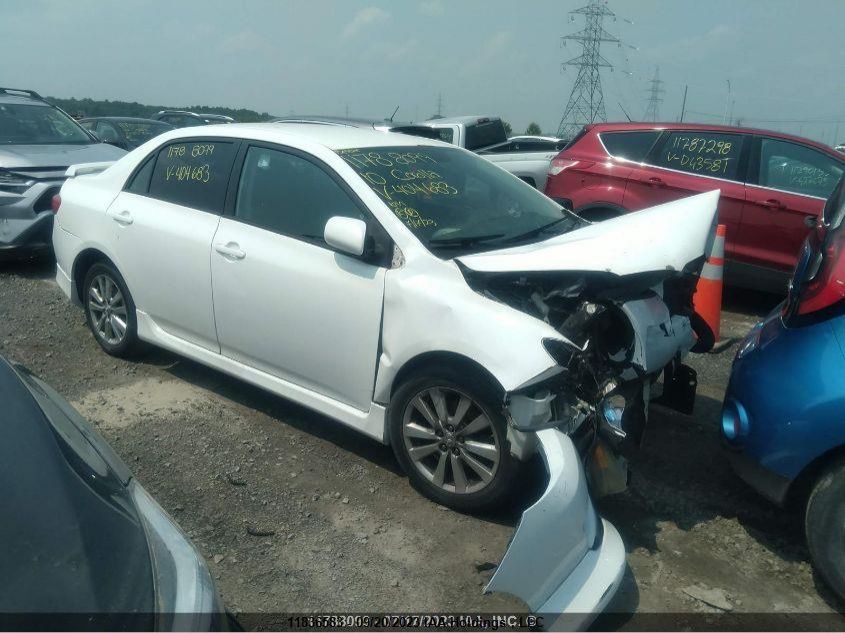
[51,194,61,214]
[796,230,845,315]
[548,157,594,176]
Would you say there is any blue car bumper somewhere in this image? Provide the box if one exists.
[722,306,845,505]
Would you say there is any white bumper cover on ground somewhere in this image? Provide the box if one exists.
[485,429,626,630]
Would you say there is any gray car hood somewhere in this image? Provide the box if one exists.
[0,143,126,169]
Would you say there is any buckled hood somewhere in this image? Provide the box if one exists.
[456,190,719,277]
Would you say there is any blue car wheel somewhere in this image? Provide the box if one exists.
[806,459,845,599]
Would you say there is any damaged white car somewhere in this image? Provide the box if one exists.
[52,123,717,622]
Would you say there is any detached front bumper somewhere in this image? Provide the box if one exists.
[485,429,625,630]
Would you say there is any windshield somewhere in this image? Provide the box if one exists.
[115,120,172,145]
[337,145,582,255]
[0,103,93,145]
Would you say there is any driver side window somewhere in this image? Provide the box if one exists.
[234,146,365,244]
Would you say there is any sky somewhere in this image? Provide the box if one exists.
[1,0,844,143]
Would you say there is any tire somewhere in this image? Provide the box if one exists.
[805,460,845,600]
[388,365,519,512]
[82,262,142,357]
[579,207,621,223]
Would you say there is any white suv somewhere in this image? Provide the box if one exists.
[53,123,717,622]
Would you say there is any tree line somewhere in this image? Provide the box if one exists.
[46,96,275,123]
[47,96,549,136]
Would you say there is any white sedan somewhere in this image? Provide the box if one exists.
[52,122,718,625]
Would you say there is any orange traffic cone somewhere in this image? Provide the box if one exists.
[693,224,725,348]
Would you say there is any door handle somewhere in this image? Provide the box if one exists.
[760,198,786,210]
[214,242,246,260]
[111,210,133,225]
[646,177,665,187]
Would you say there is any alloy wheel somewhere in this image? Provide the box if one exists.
[401,386,501,494]
[88,273,128,346]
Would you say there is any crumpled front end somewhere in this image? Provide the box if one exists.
[456,192,718,494]
[0,170,62,257]
[462,262,701,494]
[485,429,626,630]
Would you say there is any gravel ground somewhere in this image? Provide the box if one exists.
[2,259,843,630]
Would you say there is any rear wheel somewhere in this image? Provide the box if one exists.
[83,262,142,357]
[389,366,519,512]
[805,460,845,600]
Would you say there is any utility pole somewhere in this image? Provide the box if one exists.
[679,84,688,122]
[642,66,665,122]
[722,79,731,125]
[436,93,444,118]
[556,0,630,138]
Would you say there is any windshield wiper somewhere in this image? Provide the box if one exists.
[499,217,577,245]
[428,233,506,248]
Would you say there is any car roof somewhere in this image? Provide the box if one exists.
[421,115,501,125]
[509,135,565,142]
[163,122,448,150]
[156,110,233,119]
[274,115,420,128]
[587,121,838,155]
[199,113,234,121]
[0,92,49,106]
[80,116,172,124]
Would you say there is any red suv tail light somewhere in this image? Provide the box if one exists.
[51,194,61,214]
[795,229,845,315]
[548,157,594,176]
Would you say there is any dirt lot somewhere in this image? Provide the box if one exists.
[2,259,844,630]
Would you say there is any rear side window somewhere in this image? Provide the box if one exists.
[758,138,844,199]
[434,128,454,144]
[600,131,660,161]
[125,155,155,194]
[653,131,744,181]
[147,140,236,213]
[465,119,508,151]
[234,146,365,243]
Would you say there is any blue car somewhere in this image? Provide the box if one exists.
[722,175,845,599]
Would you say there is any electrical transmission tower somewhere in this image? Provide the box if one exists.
[643,66,665,122]
[556,0,628,138]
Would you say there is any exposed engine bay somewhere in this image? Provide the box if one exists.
[460,265,707,496]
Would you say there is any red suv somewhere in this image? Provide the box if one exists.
[545,122,845,292]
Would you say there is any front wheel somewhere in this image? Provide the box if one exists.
[388,367,519,512]
[805,460,845,600]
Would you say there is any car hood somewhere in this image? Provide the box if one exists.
[0,360,154,617]
[456,190,719,277]
[0,143,126,169]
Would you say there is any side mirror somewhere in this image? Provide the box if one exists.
[324,216,367,257]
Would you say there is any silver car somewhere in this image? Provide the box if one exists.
[0,88,125,258]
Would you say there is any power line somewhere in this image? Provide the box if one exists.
[642,65,664,122]
[556,0,632,138]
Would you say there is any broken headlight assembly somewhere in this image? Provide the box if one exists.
[599,393,627,440]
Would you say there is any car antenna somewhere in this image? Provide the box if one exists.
[618,102,633,122]
[387,105,400,122]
